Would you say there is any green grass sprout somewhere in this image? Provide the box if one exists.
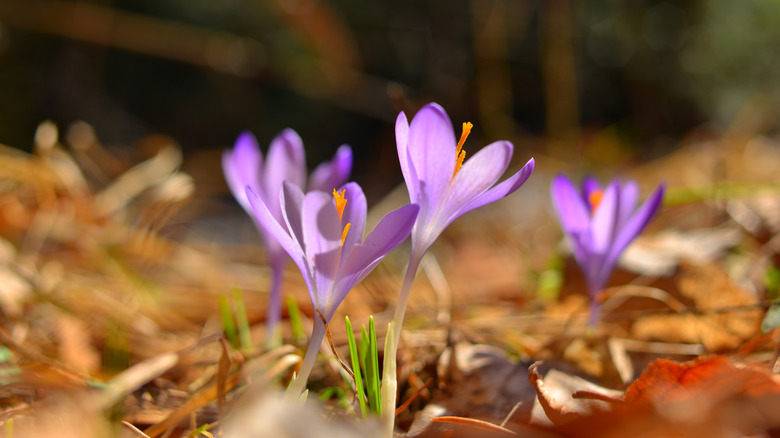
[286,295,307,346]
[231,287,253,352]
[218,293,238,348]
[345,316,368,418]
[367,316,381,415]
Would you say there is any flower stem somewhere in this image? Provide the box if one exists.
[265,260,285,349]
[285,316,326,401]
[391,250,424,347]
[588,296,600,328]
[381,249,424,436]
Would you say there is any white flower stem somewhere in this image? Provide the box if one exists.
[588,293,600,328]
[285,316,326,401]
[390,250,423,350]
[381,249,424,436]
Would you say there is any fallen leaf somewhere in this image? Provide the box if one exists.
[527,362,579,425]
[621,228,742,277]
[632,263,762,351]
[407,344,538,437]
[526,362,622,427]
[545,356,780,438]
[624,356,780,404]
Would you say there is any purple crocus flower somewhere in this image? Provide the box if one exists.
[390,103,534,335]
[381,103,535,420]
[396,103,535,255]
[551,175,664,325]
[246,181,418,397]
[222,129,352,341]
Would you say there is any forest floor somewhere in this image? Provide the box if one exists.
[1,120,780,437]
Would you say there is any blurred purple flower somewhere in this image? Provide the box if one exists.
[396,103,535,255]
[247,181,418,396]
[222,129,352,339]
[551,175,664,325]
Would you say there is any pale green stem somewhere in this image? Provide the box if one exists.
[381,248,424,436]
[390,250,425,349]
[380,321,396,437]
[285,316,326,401]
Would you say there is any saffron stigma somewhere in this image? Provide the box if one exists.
[333,189,350,245]
[588,190,604,213]
[452,122,473,181]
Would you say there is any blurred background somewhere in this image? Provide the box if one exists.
[1,0,780,199]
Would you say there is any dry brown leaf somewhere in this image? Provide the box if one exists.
[527,362,579,425]
[55,312,100,375]
[562,338,602,378]
[545,356,780,438]
[623,356,780,404]
[407,344,538,437]
[631,263,762,351]
[621,228,742,276]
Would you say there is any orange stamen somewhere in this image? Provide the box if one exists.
[333,189,347,221]
[341,223,351,245]
[333,189,351,245]
[452,122,473,181]
[588,190,604,213]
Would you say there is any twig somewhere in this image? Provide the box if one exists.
[499,401,524,428]
[431,416,516,435]
[316,309,354,380]
[394,377,433,416]
[122,421,152,438]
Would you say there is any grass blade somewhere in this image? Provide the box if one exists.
[345,316,368,418]
[231,287,253,352]
[358,325,369,372]
[218,293,237,348]
[286,295,307,345]
[368,316,381,415]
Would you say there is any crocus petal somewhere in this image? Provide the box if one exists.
[222,131,262,211]
[280,182,306,252]
[457,158,535,216]
[246,187,310,288]
[616,180,638,230]
[263,129,307,215]
[308,145,353,192]
[395,111,419,201]
[551,173,595,273]
[603,184,664,272]
[301,190,342,308]
[338,182,367,252]
[351,204,419,275]
[447,140,513,209]
[278,183,308,295]
[327,204,419,319]
[581,176,602,202]
[407,103,457,207]
[551,174,591,236]
[590,180,620,255]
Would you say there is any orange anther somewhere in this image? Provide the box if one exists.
[588,190,604,212]
[341,223,351,245]
[452,122,473,181]
[333,189,347,221]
